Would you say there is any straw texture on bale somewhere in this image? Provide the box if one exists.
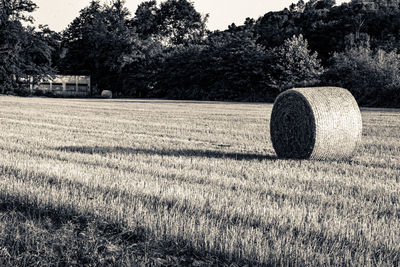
[101,90,113,99]
[270,87,362,160]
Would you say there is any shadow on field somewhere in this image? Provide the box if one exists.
[56,146,400,171]
[1,162,398,266]
[56,146,278,161]
[348,159,400,171]
[0,182,277,266]
[0,199,243,266]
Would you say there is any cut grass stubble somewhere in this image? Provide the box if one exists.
[0,96,399,266]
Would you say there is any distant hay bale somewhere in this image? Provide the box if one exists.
[101,90,112,99]
[270,87,362,160]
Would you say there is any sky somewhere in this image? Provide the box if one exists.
[30,0,351,32]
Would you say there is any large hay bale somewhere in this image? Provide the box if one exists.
[101,90,113,99]
[270,87,362,160]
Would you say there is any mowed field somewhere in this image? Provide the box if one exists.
[0,96,399,266]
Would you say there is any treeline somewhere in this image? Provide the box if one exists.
[0,1,57,94]
[2,0,400,106]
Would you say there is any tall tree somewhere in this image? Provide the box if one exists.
[157,0,208,45]
[19,25,54,79]
[132,0,208,45]
[132,0,159,39]
[0,0,36,22]
[269,34,324,92]
[0,0,53,93]
[61,0,141,93]
[255,8,301,49]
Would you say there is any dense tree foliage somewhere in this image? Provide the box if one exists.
[3,0,400,106]
[150,31,271,101]
[0,0,53,93]
[132,0,158,39]
[60,0,141,92]
[255,0,400,64]
[323,42,400,107]
[268,34,323,93]
[132,0,208,45]
[121,31,324,101]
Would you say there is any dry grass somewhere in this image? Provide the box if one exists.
[0,96,399,266]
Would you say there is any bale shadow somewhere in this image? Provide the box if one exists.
[361,107,400,113]
[347,159,400,171]
[56,146,278,161]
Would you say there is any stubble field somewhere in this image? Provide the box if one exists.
[0,96,399,266]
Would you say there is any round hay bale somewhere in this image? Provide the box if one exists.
[101,90,113,99]
[270,87,362,160]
